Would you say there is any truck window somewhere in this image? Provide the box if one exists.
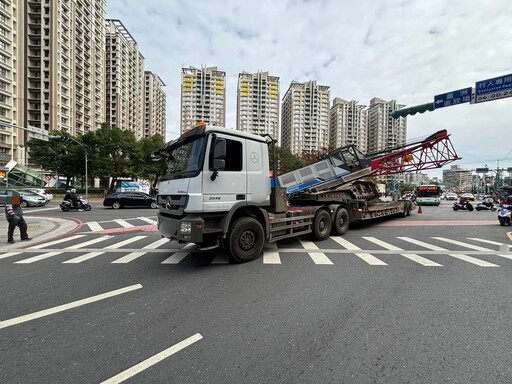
[210,138,242,171]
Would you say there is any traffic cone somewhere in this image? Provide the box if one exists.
[418,204,422,214]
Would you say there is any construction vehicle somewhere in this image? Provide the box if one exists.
[154,123,460,262]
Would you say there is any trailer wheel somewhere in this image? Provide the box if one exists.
[332,208,349,235]
[312,210,331,241]
[227,217,264,263]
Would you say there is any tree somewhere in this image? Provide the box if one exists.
[135,134,167,190]
[269,146,304,176]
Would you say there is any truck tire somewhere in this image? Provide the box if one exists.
[312,210,331,241]
[227,217,264,263]
[332,208,349,235]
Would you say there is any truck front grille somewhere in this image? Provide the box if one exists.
[158,194,188,216]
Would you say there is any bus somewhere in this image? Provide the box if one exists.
[415,185,442,205]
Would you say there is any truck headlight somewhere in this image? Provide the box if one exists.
[180,222,191,234]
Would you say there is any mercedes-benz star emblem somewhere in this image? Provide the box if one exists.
[165,197,173,210]
[250,152,259,163]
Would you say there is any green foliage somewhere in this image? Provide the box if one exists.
[269,146,304,175]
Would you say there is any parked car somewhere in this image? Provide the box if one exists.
[461,192,475,201]
[19,191,47,207]
[103,191,158,209]
[23,188,53,202]
[445,192,458,200]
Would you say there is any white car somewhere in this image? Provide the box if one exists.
[23,188,53,202]
[445,192,457,200]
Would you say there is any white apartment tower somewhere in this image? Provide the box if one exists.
[236,71,279,141]
[329,98,368,153]
[366,97,406,155]
[144,71,166,138]
[25,0,106,138]
[181,66,225,133]
[106,19,145,140]
[281,80,330,155]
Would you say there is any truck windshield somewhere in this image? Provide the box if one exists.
[162,136,206,180]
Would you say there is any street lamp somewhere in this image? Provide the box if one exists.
[48,135,88,200]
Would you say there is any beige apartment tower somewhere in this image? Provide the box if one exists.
[181,66,225,133]
[366,97,406,155]
[329,98,368,153]
[236,71,279,141]
[106,19,145,140]
[144,71,166,138]
[281,80,330,154]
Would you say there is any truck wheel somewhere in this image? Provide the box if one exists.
[312,210,331,241]
[227,217,264,263]
[332,208,349,235]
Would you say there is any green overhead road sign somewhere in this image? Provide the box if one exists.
[391,102,435,118]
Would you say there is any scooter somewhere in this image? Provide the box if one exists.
[475,201,496,212]
[498,205,512,226]
[453,201,474,211]
[60,197,92,212]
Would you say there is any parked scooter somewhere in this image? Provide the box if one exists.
[60,196,92,212]
[453,201,474,211]
[475,200,496,212]
[498,205,512,226]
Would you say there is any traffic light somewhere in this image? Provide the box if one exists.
[391,102,435,119]
[48,135,73,143]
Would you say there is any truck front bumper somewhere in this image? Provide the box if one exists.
[157,213,205,243]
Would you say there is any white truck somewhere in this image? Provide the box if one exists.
[154,124,459,262]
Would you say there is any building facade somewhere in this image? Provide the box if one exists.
[236,71,279,141]
[281,80,330,155]
[181,66,225,133]
[144,71,166,138]
[443,165,472,192]
[329,97,368,153]
[105,19,145,140]
[366,97,406,155]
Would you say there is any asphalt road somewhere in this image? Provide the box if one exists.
[1,200,511,383]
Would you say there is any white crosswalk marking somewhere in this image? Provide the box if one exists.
[331,236,387,265]
[160,243,196,264]
[299,239,333,264]
[432,237,494,251]
[468,238,512,261]
[398,236,498,267]
[0,252,23,260]
[66,235,113,249]
[113,219,134,228]
[87,221,103,232]
[363,237,442,266]
[263,243,281,264]
[64,236,146,263]
[112,238,170,263]
[138,217,157,224]
[29,234,86,249]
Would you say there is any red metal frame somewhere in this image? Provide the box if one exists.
[370,130,461,176]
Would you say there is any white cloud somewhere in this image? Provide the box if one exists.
[108,0,512,175]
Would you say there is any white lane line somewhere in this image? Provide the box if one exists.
[100,333,203,384]
[137,217,157,225]
[87,221,104,232]
[363,237,441,266]
[263,243,281,264]
[29,234,86,249]
[398,237,498,267]
[468,238,503,246]
[331,236,387,265]
[16,236,113,264]
[298,240,333,265]
[160,243,196,265]
[432,237,495,251]
[0,284,143,330]
[114,219,135,228]
[113,238,170,263]
[64,236,146,263]
[0,252,23,260]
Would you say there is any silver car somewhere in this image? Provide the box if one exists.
[23,188,53,202]
[19,191,47,207]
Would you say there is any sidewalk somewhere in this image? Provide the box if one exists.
[0,216,80,250]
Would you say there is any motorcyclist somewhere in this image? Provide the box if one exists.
[499,195,512,208]
[70,188,79,209]
[64,190,72,205]
[459,197,467,207]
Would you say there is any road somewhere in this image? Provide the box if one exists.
[1,200,511,383]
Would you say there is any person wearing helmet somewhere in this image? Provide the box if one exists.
[69,188,79,209]
[64,189,72,204]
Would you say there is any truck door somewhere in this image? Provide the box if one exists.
[202,133,246,211]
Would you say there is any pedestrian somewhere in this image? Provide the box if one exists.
[5,193,31,244]
[104,188,109,199]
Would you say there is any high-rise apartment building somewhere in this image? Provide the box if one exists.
[329,98,368,153]
[180,66,225,133]
[443,165,472,192]
[281,80,330,154]
[144,71,166,138]
[25,0,106,138]
[106,19,145,140]
[236,71,279,141]
[366,97,406,155]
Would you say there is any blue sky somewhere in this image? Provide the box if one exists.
[107,0,512,177]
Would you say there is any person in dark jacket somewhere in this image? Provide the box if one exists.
[5,195,31,244]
